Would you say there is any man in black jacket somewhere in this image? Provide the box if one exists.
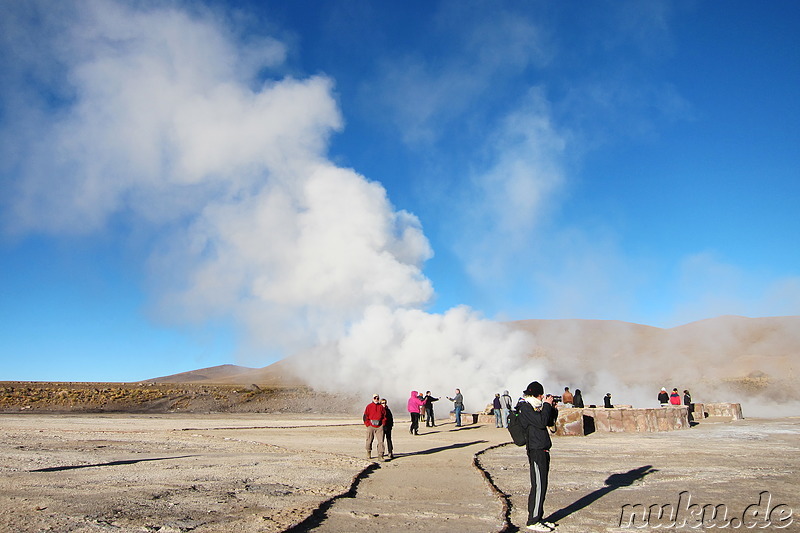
[423,391,439,427]
[518,381,558,531]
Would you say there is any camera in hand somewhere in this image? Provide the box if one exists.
[551,395,562,403]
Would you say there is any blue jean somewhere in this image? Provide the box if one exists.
[454,405,463,426]
[494,409,503,427]
[501,408,511,428]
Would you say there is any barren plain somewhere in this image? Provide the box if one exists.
[2,412,798,532]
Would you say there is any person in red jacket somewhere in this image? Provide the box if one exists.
[363,394,387,460]
[669,388,681,405]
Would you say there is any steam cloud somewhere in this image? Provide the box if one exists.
[2,2,795,413]
[0,1,546,406]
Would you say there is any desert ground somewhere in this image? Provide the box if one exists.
[2,412,798,532]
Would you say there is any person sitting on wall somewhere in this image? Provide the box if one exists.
[604,393,614,408]
[669,388,681,405]
[562,387,574,408]
[572,388,584,408]
[658,387,670,405]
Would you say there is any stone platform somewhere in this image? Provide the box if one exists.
[454,402,743,436]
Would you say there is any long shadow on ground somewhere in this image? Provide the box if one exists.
[545,465,658,524]
[393,440,488,459]
[30,455,199,472]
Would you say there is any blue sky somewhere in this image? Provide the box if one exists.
[1,1,798,383]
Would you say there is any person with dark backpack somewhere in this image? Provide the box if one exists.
[518,381,559,531]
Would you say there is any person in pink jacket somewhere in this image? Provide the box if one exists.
[407,390,426,435]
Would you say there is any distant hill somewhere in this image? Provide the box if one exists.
[508,315,800,401]
[141,364,257,384]
[140,360,305,387]
[139,315,800,403]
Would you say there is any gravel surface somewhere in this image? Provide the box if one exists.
[2,414,798,532]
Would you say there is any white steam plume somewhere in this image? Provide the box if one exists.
[301,305,544,410]
[1,1,547,406]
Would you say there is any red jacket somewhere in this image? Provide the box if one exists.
[669,392,681,405]
[363,402,386,427]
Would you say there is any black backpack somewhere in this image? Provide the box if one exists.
[507,406,527,446]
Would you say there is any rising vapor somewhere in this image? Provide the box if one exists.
[0,1,546,404]
[6,2,793,413]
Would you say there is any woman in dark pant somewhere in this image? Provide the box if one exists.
[381,398,394,460]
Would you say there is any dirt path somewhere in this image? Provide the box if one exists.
[207,417,514,532]
[298,423,508,532]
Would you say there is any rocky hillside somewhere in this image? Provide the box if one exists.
[0,381,359,414]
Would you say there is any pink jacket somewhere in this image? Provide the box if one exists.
[407,390,425,414]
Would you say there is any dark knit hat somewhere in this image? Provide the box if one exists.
[524,381,544,397]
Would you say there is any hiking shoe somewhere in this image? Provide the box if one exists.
[526,523,554,532]
[541,520,557,528]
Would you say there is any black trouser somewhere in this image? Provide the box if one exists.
[527,448,550,525]
[425,407,435,426]
[410,412,420,433]
[383,428,393,456]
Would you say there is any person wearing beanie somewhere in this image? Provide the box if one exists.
[669,388,681,405]
[658,387,670,405]
[518,381,559,531]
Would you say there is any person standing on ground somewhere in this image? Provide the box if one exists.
[407,390,425,435]
[683,390,693,422]
[561,387,573,408]
[501,390,513,428]
[572,389,584,408]
[493,393,503,428]
[424,391,439,427]
[518,381,559,531]
[363,394,386,461]
[381,398,394,460]
[447,388,464,427]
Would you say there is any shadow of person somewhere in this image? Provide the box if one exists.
[30,455,200,472]
[392,440,488,459]
[545,465,658,523]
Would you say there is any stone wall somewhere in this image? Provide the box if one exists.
[551,406,693,436]
[698,402,744,420]
[453,403,742,436]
